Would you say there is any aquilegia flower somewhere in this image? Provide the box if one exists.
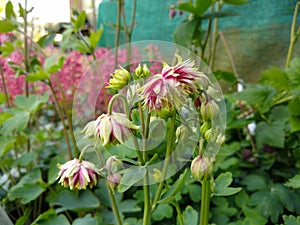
[81,112,140,146]
[57,159,100,190]
[141,56,205,110]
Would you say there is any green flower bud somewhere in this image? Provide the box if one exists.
[200,100,219,120]
[200,121,210,135]
[191,156,213,181]
[107,66,130,90]
[134,63,150,79]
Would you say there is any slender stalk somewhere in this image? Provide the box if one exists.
[209,2,221,69]
[114,0,122,68]
[142,111,151,225]
[0,63,11,107]
[53,73,79,156]
[152,111,176,209]
[172,201,184,225]
[219,32,239,90]
[48,81,73,159]
[286,2,300,68]
[199,178,211,225]
[107,182,123,225]
[201,6,213,59]
[107,93,129,115]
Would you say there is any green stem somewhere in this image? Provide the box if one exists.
[48,81,73,159]
[209,2,221,69]
[152,111,176,209]
[0,63,11,108]
[107,93,129,115]
[114,0,122,68]
[53,73,80,156]
[107,182,123,225]
[142,111,151,225]
[199,178,211,225]
[172,201,184,225]
[286,2,300,68]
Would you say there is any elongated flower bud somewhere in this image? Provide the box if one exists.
[191,156,213,181]
[200,100,219,120]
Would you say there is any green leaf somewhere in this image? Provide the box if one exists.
[223,0,248,5]
[13,152,35,167]
[34,214,70,225]
[250,189,283,223]
[173,18,198,48]
[211,197,238,225]
[8,182,46,204]
[178,2,198,14]
[48,155,65,185]
[286,57,300,86]
[0,20,17,32]
[234,84,277,113]
[196,0,212,16]
[0,108,30,134]
[48,189,100,213]
[255,120,285,148]
[118,200,141,213]
[89,26,103,49]
[242,208,268,225]
[77,39,91,54]
[43,54,57,71]
[0,41,15,57]
[259,67,290,91]
[27,66,50,82]
[74,11,86,31]
[290,116,300,133]
[182,206,198,225]
[283,215,300,225]
[31,209,56,225]
[234,190,250,208]
[160,169,187,202]
[214,70,237,83]
[37,34,56,48]
[5,1,16,19]
[73,214,102,225]
[13,94,49,113]
[0,136,15,157]
[152,204,173,221]
[241,174,268,191]
[212,172,241,196]
[118,166,146,192]
[285,174,300,189]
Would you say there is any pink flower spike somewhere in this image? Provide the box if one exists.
[56,159,100,190]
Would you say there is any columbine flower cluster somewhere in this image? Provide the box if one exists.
[57,53,224,190]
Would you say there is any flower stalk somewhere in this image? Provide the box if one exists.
[199,178,211,225]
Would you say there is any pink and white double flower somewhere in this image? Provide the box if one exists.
[141,57,205,110]
[56,159,100,190]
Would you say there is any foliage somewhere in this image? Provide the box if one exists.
[0,0,300,225]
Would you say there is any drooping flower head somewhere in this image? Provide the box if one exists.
[57,159,100,190]
[140,56,206,110]
[140,74,187,110]
[81,112,140,146]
